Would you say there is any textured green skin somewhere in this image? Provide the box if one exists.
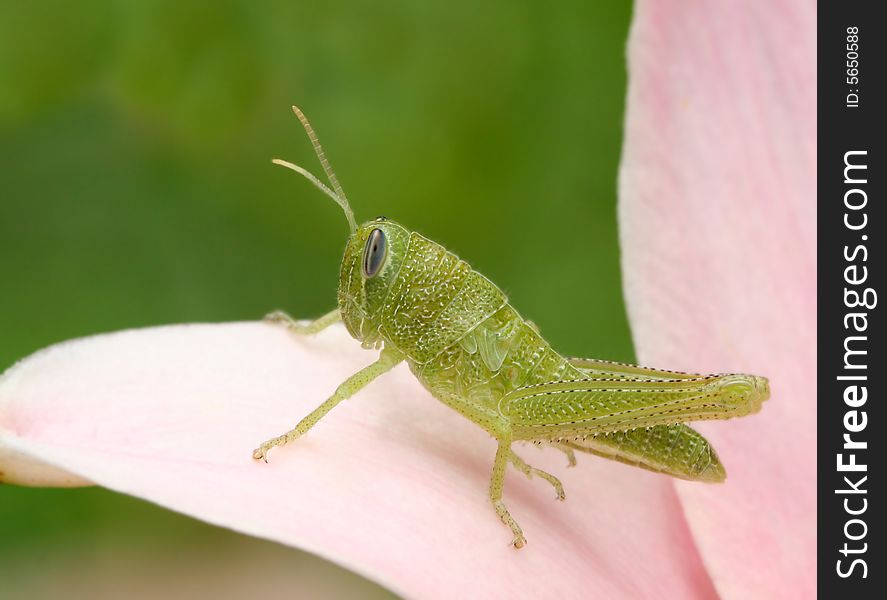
[337,219,769,484]
[256,215,769,547]
[254,108,765,546]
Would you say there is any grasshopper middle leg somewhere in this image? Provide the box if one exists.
[509,450,566,500]
[490,436,527,549]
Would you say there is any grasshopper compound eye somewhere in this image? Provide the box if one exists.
[362,228,387,278]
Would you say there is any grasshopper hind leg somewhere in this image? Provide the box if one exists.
[549,442,577,467]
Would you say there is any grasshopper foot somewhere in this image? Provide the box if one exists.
[493,499,527,549]
[264,310,294,325]
[252,435,287,462]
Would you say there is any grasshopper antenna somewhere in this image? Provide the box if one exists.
[272,106,357,234]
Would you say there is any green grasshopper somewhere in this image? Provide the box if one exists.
[253,106,770,548]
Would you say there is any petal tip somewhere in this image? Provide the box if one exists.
[0,440,93,487]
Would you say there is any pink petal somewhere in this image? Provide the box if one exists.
[619,1,815,598]
[1,323,718,598]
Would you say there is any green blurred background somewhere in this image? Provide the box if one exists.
[0,1,632,597]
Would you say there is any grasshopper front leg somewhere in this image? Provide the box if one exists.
[252,346,404,461]
[265,307,341,335]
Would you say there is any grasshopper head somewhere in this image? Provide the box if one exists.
[272,106,411,347]
[338,218,410,346]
